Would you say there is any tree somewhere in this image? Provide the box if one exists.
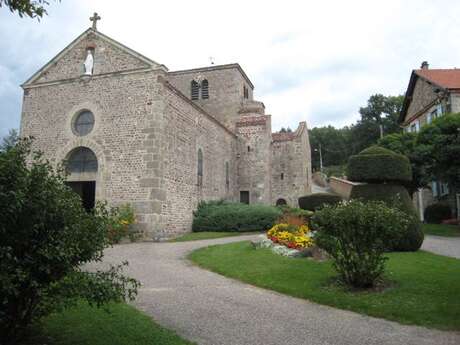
[308,126,352,170]
[417,113,460,191]
[0,139,139,344]
[0,129,18,151]
[378,132,430,196]
[0,0,57,19]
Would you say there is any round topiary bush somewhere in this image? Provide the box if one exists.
[347,146,412,184]
[350,184,424,251]
[298,193,342,211]
[424,202,452,224]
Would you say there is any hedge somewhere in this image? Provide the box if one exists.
[350,184,424,251]
[298,193,342,211]
[347,146,412,183]
[192,201,282,232]
[424,203,452,224]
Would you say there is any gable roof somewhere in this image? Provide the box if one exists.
[22,28,167,87]
[399,68,460,123]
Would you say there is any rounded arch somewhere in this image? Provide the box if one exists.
[66,146,98,173]
[276,198,287,206]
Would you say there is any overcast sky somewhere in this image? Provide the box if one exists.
[1,0,460,138]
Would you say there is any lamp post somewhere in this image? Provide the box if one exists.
[314,144,323,173]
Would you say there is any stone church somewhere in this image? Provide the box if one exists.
[19,16,312,240]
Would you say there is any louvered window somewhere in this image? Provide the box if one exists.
[191,81,199,100]
[201,79,209,99]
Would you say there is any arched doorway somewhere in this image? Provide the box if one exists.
[276,198,287,206]
[65,147,98,211]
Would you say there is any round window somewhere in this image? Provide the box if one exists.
[73,110,94,136]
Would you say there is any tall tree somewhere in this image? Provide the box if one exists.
[0,0,57,19]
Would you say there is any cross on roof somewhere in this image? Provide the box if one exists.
[90,12,101,30]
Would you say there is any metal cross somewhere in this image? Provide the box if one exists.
[90,12,101,30]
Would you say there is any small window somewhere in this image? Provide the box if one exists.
[247,146,251,152]
[225,161,229,189]
[276,198,287,206]
[281,173,284,180]
[191,81,199,100]
[201,79,209,99]
[243,85,249,99]
[66,147,98,173]
[197,148,203,186]
[73,110,94,136]
[240,191,249,204]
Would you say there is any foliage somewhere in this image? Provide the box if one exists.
[422,223,460,237]
[424,203,452,224]
[106,203,137,244]
[0,129,19,152]
[311,200,408,288]
[192,200,282,232]
[190,241,460,330]
[309,126,352,170]
[378,132,430,195]
[0,0,56,18]
[347,146,412,184]
[322,164,346,178]
[267,223,313,249]
[0,139,139,344]
[277,205,313,226]
[350,184,424,251]
[417,113,460,191]
[298,193,342,211]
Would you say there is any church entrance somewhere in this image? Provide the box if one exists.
[66,181,96,211]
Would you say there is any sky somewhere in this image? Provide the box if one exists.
[1,0,460,139]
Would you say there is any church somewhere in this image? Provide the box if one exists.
[19,15,312,240]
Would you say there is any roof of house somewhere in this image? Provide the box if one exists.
[399,68,460,123]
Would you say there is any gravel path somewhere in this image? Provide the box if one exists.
[422,235,460,259]
[98,235,459,345]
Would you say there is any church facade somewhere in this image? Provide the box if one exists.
[20,24,312,240]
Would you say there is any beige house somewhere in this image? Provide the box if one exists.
[19,20,312,240]
[399,61,460,220]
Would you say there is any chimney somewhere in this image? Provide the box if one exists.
[421,61,429,69]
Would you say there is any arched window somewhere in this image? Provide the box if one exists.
[66,147,98,173]
[201,79,209,99]
[225,161,229,189]
[276,198,287,206]
[73,110,95,136]
[191,80,199,100]
[197,148,203,186]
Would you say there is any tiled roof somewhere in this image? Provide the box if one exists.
[415,69,460,90]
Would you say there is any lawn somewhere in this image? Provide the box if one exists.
[189,241,460,331]
[422,223,460,237]
[170,231,261,242]
[23,302,194,345]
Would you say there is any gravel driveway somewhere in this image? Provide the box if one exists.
[98,235,459,345]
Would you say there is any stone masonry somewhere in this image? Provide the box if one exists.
[20,26,312,240]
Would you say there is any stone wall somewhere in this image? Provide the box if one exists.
[404,77,438,123]
[271,122,312,206]
[157,79,238,238]
[168,64,253,129]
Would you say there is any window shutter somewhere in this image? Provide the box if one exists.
[191,81,199,100]
[201,80,209,99]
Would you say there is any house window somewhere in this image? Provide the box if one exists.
[197,148,203,186]
[440,182,449,196]
[201,79,209,99]
[191,81,199,100]
[432,181,438,197]
[73,110,95,136]
[66,147,98,173]
[243,85,249,99]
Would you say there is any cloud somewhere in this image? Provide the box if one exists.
[1,0,460,139]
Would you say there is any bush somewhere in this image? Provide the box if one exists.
[192,201,282,232]
[107,203,137,244]
[424,203,452,224]
[347,146,412,184]
[0,140,140,344]
[298,193,342,211]
[350,184,424,251]
[311,200,409,288]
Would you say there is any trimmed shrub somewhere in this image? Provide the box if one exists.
[312,200,409,288]
[424,203,452,224]
[192,201,282,232]
[298,193,342,211]
[347,146,412,184]
[350,184,424,251]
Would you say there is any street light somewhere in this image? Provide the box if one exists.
[314,144,323,173]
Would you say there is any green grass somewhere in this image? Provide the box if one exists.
[24,302,194,345]
[189,241,460,331]
[170,231,261,242]
[423,223,460,237]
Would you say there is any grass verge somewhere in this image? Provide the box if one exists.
[422,223,460,237]
[189,241,460,331]
[23,302,194,345]
[170,231,261,242]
